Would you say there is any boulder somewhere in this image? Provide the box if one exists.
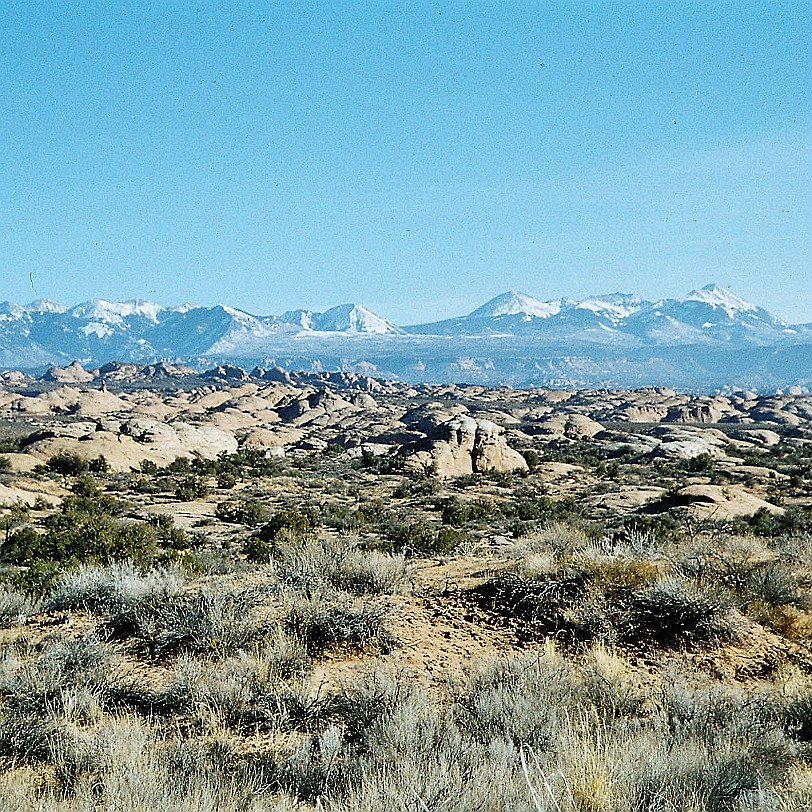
[472,419,529,474]
[403,415,528,478]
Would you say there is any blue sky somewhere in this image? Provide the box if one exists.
[1,2,811,324]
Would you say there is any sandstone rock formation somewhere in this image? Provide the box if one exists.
[403,415,528,478]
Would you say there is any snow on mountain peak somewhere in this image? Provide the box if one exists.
[23,299,66,314]
[468,291,561,319]
[281,309,315,330]
[314,304,401,334]
[574,293,643,321]
[68,298,164,323]
[685,284,757,316]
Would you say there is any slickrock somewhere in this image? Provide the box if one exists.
[674,484,783,520]
[41,362,96,384]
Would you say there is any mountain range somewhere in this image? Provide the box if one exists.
[0,285,810,391]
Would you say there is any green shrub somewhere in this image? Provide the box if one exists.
[88,454,109,473]
[2,501,156,567]
[45,452,89,476]
[217,473,237,489]
[242,535,274,563]
[175,476,209,502]
[683,452,715,473]
[738,506,812,538]
[215,499,270,527]
[437,496,495,527]
[145,513,189,550]
[620,512,681,543]
[71,473,101,497]
[519,448,541,469]
[255,509,318,546]
[393,477,438,498]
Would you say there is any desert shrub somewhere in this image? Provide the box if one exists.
[0,635,117,765]
[745,561,805,609]
[215,499,270,527]
[638,674,795,811]
[683,452,716,473]
[243,535,274,563]
[3,515,157,566]
[320,502,360,533]
[619,512,681,543]
[507,493,578,523]
[738,506,812,538]
[70,473,101,497]
[46,560,185,614]
[159,633,313,731]
[1,497,198,568]
[0,584,38,626]
[437,496,495,527]
[59,490,126,517]
[470,570,595,646]
[105,590,261,657]
[273,537,405,596]
[580,642,647,719]
[145,512,189,549]
[88,454,109,473]
[581,556,662,596]
[1,559,61,599]
[519,448,540,469]
[0,715,282,810]
[454,649,581,748]
[1,526,43,563]
[175,476,209,502]
[472,564,735,652]
[357,448,401,474]
[255,509,318,548]
[784,690,812,742]
[207,448,284,480]
[284,600,395,656]
[45,452,90,476]
[384,519,463,557]
[393,476,438,498]
[620,577,736,649]
[217,472,238,489]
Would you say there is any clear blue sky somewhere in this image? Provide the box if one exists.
[2,2,811,324]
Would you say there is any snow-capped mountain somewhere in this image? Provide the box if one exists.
[684,284,758,316]
[66,298,164,324]
[22,299,66,314]
[0,297,402,366]
[280,304,400,334]
[573,293,646,323]
[312,304,402,334]
[0,285,808,391]
[407,284,790,345]
[467,291,562,320]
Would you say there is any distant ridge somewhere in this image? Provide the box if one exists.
[0,284,808,391]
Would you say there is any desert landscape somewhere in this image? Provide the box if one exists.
[0,362,810,809]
